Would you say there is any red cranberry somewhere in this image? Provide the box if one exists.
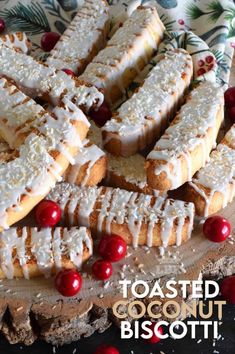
[178,19,185,25]
[203,216,231,243]
[227,106,235,124]
[41,32,60,52]
[92,260,113,280]
[62,68,75,76]
[94,345,119,354]
[197,68,206,76]
[55,269,82,297]
[0,19,5,33]
[205,55,214,64]
[98,235,127,262]
[89,101,112,127]
[198,59,205,67]
[224,87,235,108]
[35,200,61,227]
[221,276,235,304]
[144,322,163,344]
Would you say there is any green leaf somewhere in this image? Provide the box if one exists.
[207,0,225,22]
[186,4,205,20]
[0,2,50,35]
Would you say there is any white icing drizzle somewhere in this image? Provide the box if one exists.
[48,183,195,248]
[46,0,109,73]
[63,227,92,269]
[97,188,113,233]
[0,44,104,111]
[102,49,193,156]
[31,228,53,277]
[80,6,165,104]
[52,228,62,270]
[188,125,235,216]
[0,32,30,54]
[0,78,89,229]
[0,227,92,279]
[147,81,224,190]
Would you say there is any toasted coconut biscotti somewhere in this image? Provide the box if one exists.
[46,0,110,74]
[48,183,194,248]
[102,49,193,156]
[0,78,89,230]
[0,44,103,112]
[106,153,165,197]
[80,6,165,106]
[0,227,92,279]
[0,32,31,53]
[183,124,235,216]
[146,81,224,191]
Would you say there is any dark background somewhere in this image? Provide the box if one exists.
[0,302,234,354]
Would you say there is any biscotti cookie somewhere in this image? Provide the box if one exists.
[0,32,31,53]
[102,49,193,156]
[183,124,235,216]
[0,227,92,279]
[79,6,165,106]
[0,78,89,230]
[48,183,195,248]
[46,0,109,74]
[0,44,103,112]
[106,153,164,196]
[146,81,224,191]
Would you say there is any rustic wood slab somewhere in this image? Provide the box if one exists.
[0,57,234,346]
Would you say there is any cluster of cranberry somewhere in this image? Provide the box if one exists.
[197,55,215,77]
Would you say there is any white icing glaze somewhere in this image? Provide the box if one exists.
[80,6,165,104]
[147,81,224,190]
[48,183,195,248]
[0,44,104,111]
[0,227,92,279]
[0,32,30,54]
[102,50,193,155]
[46,0,109,73]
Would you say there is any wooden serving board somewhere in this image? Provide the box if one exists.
[0,58,234,346]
